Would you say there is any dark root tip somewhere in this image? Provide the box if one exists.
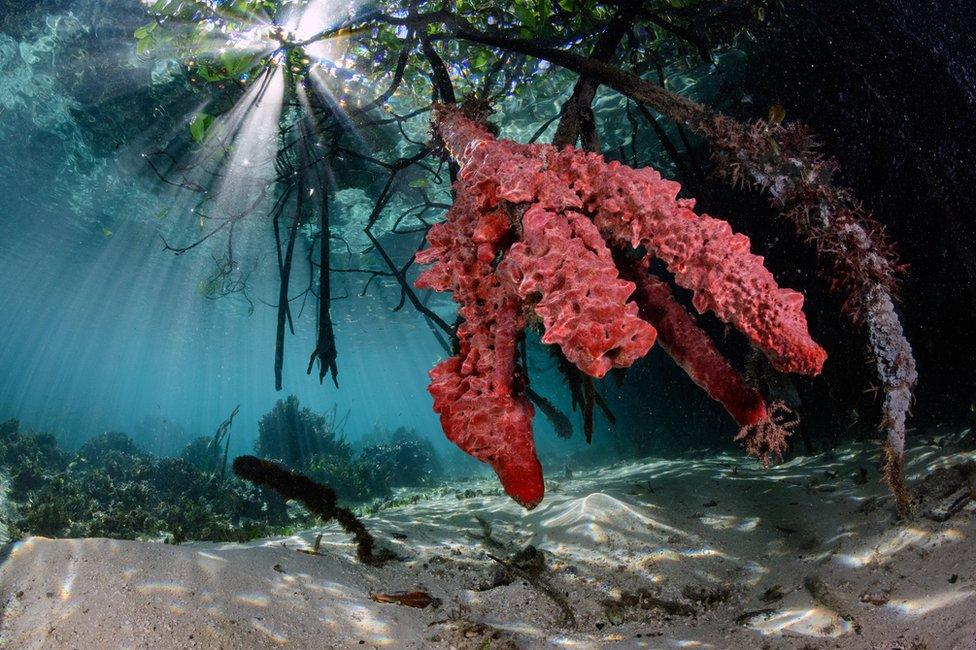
[882,443,912,518]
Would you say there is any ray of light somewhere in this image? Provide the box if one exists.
[886,589,975,617]
[289,0,341,42]
[307,66,364,144]
[206,64,286,221]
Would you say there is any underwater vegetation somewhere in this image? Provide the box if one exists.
[357,425,444,488]
[0,419,282,543]
[0,400,442,543]
[179,404,239,477]
[254,396,442,502]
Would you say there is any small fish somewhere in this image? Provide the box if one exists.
[101,226,113,237]
[768,104,787,125]
[369,591,441,609]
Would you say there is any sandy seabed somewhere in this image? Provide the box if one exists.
[1,434,974,649]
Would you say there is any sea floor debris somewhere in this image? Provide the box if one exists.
[1,431,973,648]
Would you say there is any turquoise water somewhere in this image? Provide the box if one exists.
[0,1,972,544]
[0,5,733,471]
[0,5,612,481]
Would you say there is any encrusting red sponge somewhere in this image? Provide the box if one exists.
[416,104,827,508]
[498,205,657,378]
[416,192,545,508]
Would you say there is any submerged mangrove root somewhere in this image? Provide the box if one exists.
[709,117,918,515]
[232,455,395,566]
[618,256,765,422]
[525,387,574,439]
[274,167,303,392]
[551,350,617,444]
[306,124,339,389]
[619,254,798,464]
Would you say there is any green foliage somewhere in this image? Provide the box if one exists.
[358,426,443,488]
[189,112,214,142]
[0,421,305,543]
[221,50,258,78]
[137,0,273,84]
[133,21,158,55]
[192,51,260,83]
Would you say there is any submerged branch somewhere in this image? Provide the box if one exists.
[274,166,303,392]
[233,456,396,566]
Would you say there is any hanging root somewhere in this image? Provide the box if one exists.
[735,402,799,468]
[525,387,574,439]
[232,456,396,566]
[709,116,917,506]
[882,443,911,518]
[867,286,917,517]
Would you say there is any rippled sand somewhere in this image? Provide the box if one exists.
[2,434,974,648]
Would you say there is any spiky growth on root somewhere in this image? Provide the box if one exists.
[709,118,904,319]
[882,443,912,518]
[734,402,800,468]
[233,455,396,566]
[706,115,917,509]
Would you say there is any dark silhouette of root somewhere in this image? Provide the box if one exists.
[233,455,396,566]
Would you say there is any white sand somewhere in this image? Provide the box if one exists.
[1,435,974,649]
